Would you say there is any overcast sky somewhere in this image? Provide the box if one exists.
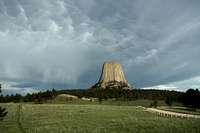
[1,0,200,95]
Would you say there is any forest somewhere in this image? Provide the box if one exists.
[0,88,199,110]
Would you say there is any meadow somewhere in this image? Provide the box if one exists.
[0,102,200,133]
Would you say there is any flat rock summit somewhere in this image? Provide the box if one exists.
[93,61,132,89]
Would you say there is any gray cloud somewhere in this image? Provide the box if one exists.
[0,0,200,94]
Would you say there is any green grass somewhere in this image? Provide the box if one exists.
[50,98,182,107]
[0,103,200,133]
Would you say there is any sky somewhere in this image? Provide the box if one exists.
[1,0,200,95]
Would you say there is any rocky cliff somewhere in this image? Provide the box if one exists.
[93,61,132,89]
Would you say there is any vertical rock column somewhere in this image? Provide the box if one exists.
[94,61,132,89]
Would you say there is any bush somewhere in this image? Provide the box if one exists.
[98,98,102,104]
[165,96,173,106]
[150,100,158,108]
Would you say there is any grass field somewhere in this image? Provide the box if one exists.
[0,103,200,133]
[50,99,183,107]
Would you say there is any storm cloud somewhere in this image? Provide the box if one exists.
[0,0,200,94]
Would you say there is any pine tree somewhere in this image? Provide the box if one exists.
[165,95,173,106]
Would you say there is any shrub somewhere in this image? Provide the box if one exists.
[150,100,158,108]
[165,96,173,106]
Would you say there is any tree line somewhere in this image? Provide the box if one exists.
[0,89,57,103]
[0,87,199,110]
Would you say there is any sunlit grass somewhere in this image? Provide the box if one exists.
[0,103,200,133]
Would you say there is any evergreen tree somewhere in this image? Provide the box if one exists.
[182,89,200,111]
[165,95,173,106]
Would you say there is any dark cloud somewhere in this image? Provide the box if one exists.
[0,0,200,94]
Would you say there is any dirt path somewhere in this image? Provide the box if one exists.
[17,104,26,133]
[146,108,200,119]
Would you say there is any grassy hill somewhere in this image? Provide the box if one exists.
[0,103,200,133]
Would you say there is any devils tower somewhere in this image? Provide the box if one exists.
[93,61,132,89]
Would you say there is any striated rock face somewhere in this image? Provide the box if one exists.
[93,61,132,89]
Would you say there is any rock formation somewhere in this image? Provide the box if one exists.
[93,61,132,89]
